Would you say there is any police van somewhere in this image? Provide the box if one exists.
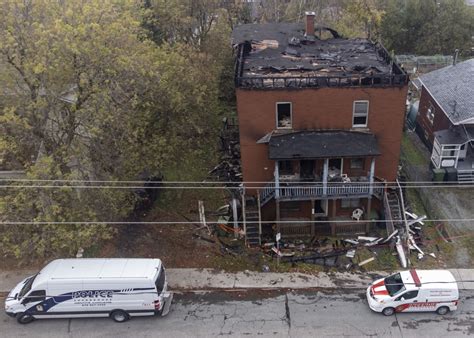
[5,258,173,324]
[367,269,459,316]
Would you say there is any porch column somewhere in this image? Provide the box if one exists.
[369,157,375,195]
[274,161,280,199]
[366,198,372,234]
[323,158,329,195]
[310,199,315,236]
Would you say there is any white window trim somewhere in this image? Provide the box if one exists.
[427,103,435,125]
[352,100,369,128]
[276,102,292,129]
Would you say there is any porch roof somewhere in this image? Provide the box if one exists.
[268,130,380,160]
[434,126,472,145]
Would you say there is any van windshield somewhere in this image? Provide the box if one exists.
[384,273,406,297]
[18,274,37,299]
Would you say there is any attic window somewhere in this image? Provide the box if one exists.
[353,101,369,128]
[277,102,292,129]
[427,103,435,124]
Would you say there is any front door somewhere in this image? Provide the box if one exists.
[394,290,422,312]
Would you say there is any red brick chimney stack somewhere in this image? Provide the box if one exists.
[305,11,316,36]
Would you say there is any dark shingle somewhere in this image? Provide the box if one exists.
[419,59,474,124]
[268,130,380,160]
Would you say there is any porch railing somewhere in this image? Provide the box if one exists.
[259,181,384,204]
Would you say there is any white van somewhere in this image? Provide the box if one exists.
[4,258,173,324]
[367,269,459,316]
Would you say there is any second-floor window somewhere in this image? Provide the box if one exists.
[353,100,369,127]
[276,102,292,129]
[427,103,435,124]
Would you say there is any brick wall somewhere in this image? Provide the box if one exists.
[236,86,408,187]
[415,86,452,147]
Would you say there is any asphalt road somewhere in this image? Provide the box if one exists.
[1,289,473,337]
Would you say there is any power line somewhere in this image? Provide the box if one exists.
[0,184,473,189]
[1,219,474,225]
[0,178,472,185]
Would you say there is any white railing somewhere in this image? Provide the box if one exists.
[260,182,276,205]
[259,181,384,205]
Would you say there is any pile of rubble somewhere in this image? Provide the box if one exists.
[264,211,434,270]
[208,117,242,184]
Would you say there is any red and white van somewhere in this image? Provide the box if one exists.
[367,269,459,316]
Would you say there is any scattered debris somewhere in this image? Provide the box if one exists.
[396,236,407,268]
[346,250,356,258]
[358,257,375,267]
[209,117,241,184]
[198,200,211,235]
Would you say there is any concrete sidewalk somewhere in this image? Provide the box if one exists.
[1,268,473,293]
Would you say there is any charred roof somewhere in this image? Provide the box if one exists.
[232,23,407,89]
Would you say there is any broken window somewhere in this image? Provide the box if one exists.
[279,160,293,176]
[427,103,435,124]
[276,102,292,129]
[341,198,360,208]
[350,158,364,169]
[353,101,369,127]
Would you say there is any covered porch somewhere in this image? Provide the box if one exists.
[431,126,474,181]
[260,130,381,204]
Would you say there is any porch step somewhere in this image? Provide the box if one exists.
[457,170,474,183]
[386,191,404,226]
[244,198,261,247]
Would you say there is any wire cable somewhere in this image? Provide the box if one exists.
[1,219,474,225]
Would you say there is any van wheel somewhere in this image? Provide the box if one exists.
[436,306,449,315]
[382,307,395,316]
[110,310,129,323]
[16,313,34,324]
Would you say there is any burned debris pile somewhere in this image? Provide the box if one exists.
[209,117,241,184]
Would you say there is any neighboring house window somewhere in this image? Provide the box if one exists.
[353,101,369,127]
[427,103,435,124]
[341,198,360,208]
[279,160,293,176]
[350,158,364,169]
[276,102,292,129]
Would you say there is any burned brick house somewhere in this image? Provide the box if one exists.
[415,58,474,182]
[232,13,408,244]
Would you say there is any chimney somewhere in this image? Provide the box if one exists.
[453,49,459,66]
[305,11,316,37]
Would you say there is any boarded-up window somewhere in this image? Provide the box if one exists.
[277,102,292,128]
[353,101,369,127]
[341,198,360,208]
[350,158,364,169]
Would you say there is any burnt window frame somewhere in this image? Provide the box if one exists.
[276,102,292,129]
[278,160,293,176]
[352,100,369,128]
